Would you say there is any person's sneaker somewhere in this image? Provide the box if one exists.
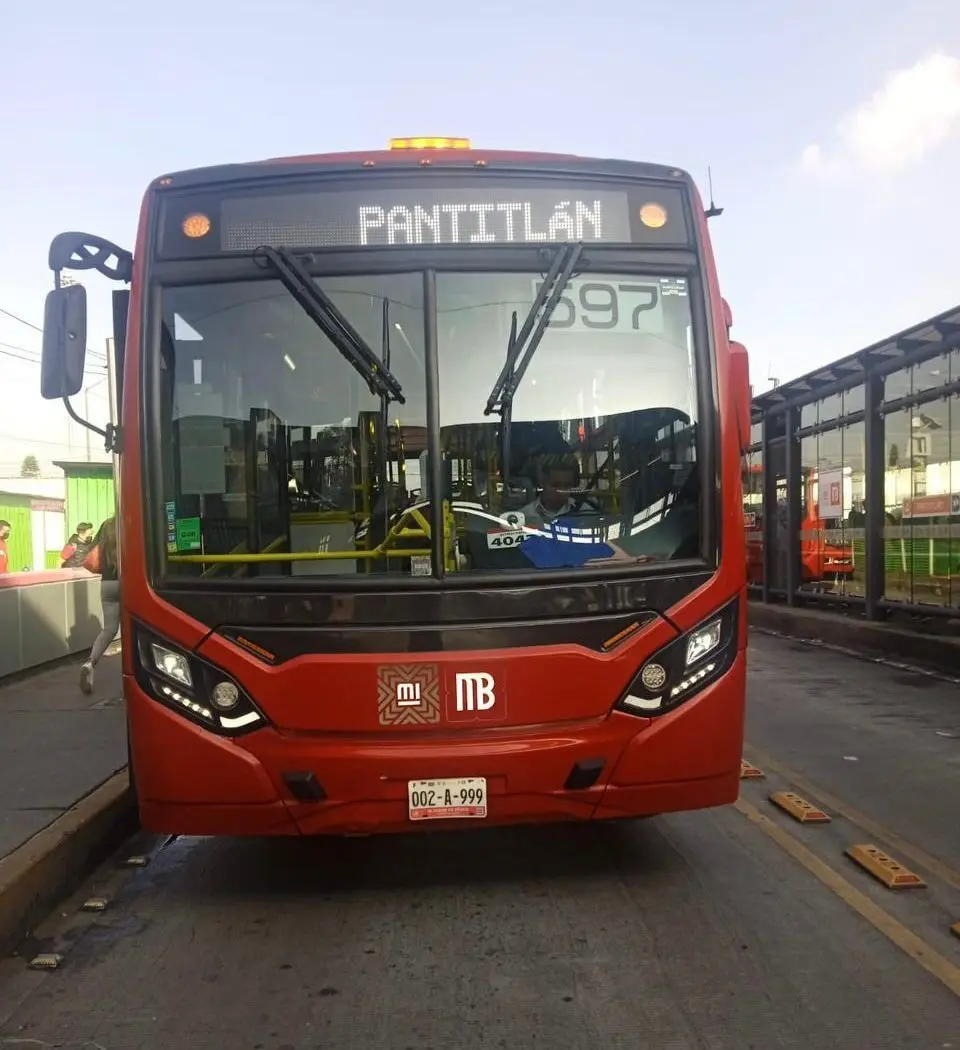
[79,662,94,695]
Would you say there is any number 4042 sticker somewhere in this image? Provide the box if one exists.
[486,529,525,549]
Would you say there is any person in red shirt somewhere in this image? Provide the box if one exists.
[0,520,10,574]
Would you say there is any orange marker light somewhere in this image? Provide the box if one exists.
[639,203,668,229]
[388,137,471,151]
[182,213,212,238]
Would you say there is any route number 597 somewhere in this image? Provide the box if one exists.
[533,279,660,334]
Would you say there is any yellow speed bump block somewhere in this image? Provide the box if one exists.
[846,844,926,889]
[769,791,831,823]
[740,760,765,779]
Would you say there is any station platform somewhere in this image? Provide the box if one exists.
[0,647,131,954]
[748,600,960,675]
[0,649,127,861]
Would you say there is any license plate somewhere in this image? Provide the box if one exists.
[407,777,487,820]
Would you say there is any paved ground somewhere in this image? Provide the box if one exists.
[745,628,960,873]
[0,632,958,1049]
[0,648,127,859]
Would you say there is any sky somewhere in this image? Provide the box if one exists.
[2,0,959,475]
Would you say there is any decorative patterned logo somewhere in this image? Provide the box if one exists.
[377,664,441,726]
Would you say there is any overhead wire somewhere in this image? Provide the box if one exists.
[0,304,109,363]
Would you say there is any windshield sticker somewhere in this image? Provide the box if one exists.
[174,516,202,552]
[165,501,177,553]
[410,555,431,576]
[486,529,525,549]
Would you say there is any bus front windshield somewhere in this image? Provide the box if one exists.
[156,266,701,581]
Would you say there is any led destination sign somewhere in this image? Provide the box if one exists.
[159,179,691,257]
[222,187,631,250]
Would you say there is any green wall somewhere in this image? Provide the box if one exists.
[57,463,117,533]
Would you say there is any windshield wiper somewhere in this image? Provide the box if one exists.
[483,242,583,417]
[255,246,405,404]
[483,242,583,478]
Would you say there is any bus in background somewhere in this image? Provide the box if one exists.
[39,137,752,837]
[743,462,854,591]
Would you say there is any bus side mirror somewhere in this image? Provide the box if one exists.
[41,284,87,400]
[729,340,751,451]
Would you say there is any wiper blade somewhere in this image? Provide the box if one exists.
[255,246,405,404]
[483,242,583,417]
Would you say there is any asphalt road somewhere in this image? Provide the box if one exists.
[1,631,958,1049]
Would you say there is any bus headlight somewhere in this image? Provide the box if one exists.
[615,597,740,717]
[150,643,192,687]
[685,618,721,666]
[134,624,268,737]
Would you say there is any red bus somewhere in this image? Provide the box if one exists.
[743,464,855,590]
[39,137,752,836]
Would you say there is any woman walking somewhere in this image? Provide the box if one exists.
[80,516,120,694]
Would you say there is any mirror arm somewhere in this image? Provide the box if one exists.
[49,233,133,284]
[61,395,122,453]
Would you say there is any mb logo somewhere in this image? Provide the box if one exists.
[455,672,496,712]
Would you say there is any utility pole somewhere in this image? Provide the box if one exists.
[84,385,92,460]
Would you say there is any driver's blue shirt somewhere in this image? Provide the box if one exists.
[519,506,614,569]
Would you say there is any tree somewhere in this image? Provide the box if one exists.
[20,454,40,479]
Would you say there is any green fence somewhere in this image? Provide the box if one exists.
[835,535,959,583]
[884,538,960,578]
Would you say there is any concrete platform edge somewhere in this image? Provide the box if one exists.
[0,770,138,956]
[0,649,88,688]
[748,601,960,677]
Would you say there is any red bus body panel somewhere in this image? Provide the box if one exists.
[120,148,748,836]
[129,646,746,836]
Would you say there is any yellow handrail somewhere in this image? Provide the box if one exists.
[230,532,288,577]
[168,503,434,564]
[201,532,291,576]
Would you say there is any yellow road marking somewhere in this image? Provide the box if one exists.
[734,798,960,998]
[743,743,960,893]
[769,791,831,823]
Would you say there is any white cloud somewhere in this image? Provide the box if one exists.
[800,51,960,177]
